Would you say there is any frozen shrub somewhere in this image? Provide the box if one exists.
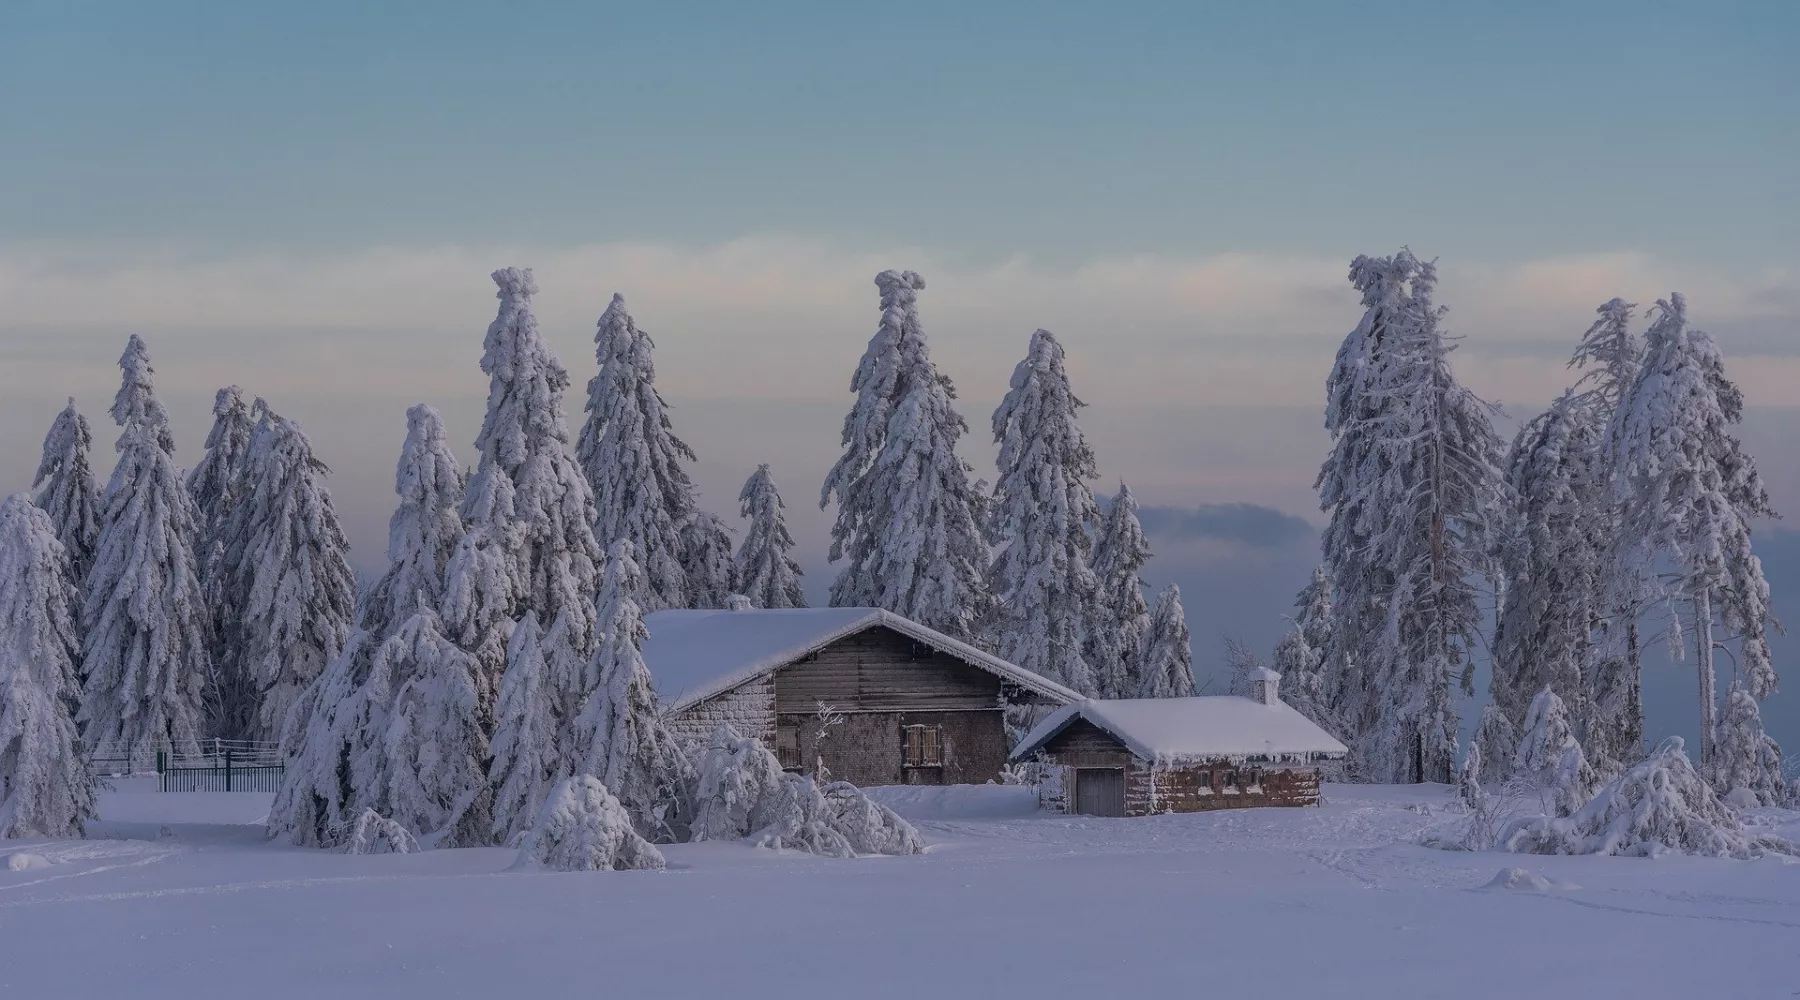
[690,725,787,843]
[344,810,418,856]
[822,781,924,856]
[1499,738,1797,860]
[514,775,665,872]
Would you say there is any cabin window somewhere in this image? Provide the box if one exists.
[1243,768,1264,792]
[1220,768,1241,794]
[903,725,943,768]
[776,726,802,771]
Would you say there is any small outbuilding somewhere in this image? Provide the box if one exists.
[1010,670,1347,817]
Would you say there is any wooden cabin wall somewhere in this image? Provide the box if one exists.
[1035,719,1325,815]
[772,626,1005,713]
[787,709,1009,787]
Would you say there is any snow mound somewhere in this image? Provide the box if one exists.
[691,725,923,857]
[513,775,665,872]
[5,852,53,871]
[1481,868,1576,892]
[1501,738,1799,860]
[343,810,418,856]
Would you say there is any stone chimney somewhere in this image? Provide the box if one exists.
[1252,668,1282,707]
[726,594,753,611]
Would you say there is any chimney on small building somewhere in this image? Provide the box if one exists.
[726,594,754,611]
[1252,667,1282,707]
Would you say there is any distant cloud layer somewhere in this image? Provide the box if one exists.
[1134,502,1317,550]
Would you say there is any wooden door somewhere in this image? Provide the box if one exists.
[1074,768,1126,817]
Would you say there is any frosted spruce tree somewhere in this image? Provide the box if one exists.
[440,469,525,719]
[681,511,738,610]
[1137,585,1195,699]
[1271,567,1335,731]
[360,405,466,639]
[383,608,492,848]
[734,465,806,609]
[267,628,382,847]
[80,336,209,758]
[577,294,697,610]
[1512,686,1600,817]
[1710,681,1790,808]
[186,386,256,536]
[574,540,691,841]
[988,329,1103,694]
[31,399,101,588]
[1089,483,1153,698]
[819,270,989,640]
[216,413,357,742]
[1492,391,1608,740]
[1610,293,1777,766]
[0,495,97,839]
[465,267,602,645]
[1569,298,1648,770]
[1471,705,1520,788]
[489,611,567,845]
[1316,251,1504,783]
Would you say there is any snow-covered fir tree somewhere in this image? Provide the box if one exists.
[1316,250,1505,783]
[1610,293,1778,766]
[1512,686,1599,817]
[267,628,380,847]
[0,494,97,839]
[383,608,492,848]
[359,404,466,638]
[489,611,567,845]
[186,386,256,536]
[80,336,209,757]
[1492,391,1608,742]
[1471,704,1521,789]
[439,472,524,719]
[819,270,990,640]
[513,774,666,872]
[680,510,738,609]
[31,399,101,588]
[1089,483,1154,698]
[465,267,602,641]
[1568,298,1648,771]
[988,329,1103,694]
[1271,567,1335,731]
[215,413,356,742]
[1137,585,1195,699]
[577,294,697,611]
[1711,681,1790,809]
[573,540,691,841]
[734,465,806,609]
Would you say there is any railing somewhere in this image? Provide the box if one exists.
[85,739,284,792]
[157,748,285,793]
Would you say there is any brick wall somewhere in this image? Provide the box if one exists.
[667,674,775,748]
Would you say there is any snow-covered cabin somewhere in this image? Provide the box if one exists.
[644,607,1081,787]
[1010,672,1347,817]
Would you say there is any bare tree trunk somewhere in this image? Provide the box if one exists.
[1695,593,1716,766]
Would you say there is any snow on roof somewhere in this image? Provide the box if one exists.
[643,607,1083,712]
[1010,697,1349,764]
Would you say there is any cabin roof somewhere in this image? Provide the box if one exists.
[642,607,1084,712]
[1010,696,1349,764]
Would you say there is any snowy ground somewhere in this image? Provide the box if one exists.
[2,782,1797,999]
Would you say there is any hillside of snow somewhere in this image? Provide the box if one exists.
[2,784,1796,999]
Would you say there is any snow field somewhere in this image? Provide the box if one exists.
[2,783,1796,999]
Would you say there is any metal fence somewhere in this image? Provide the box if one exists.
[85,739,284,792]
[158,749,285,793]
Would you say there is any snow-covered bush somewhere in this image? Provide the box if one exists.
[513,775,665,872]
[690,725,787,843]
[1710,683,1791,809]
[1498,738,1796,860]
[821,781,924,856]
[689,725,922,857]
[1470,706,1519,789]
[1512,687,1599,817]
[344,810,418,856]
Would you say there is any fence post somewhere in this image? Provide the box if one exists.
[157,750,166,793]
[225,747,234,793]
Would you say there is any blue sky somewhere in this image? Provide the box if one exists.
[2,1,1797,748]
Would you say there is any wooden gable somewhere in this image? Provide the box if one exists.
[772,624,1004,714]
